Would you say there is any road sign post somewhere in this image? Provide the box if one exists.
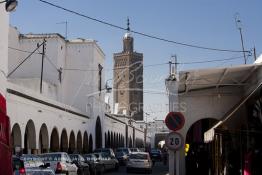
[165,112,185,175]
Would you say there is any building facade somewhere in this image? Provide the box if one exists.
[5,26,147,155]
[113,32,144,121]
[166,63,262,175]
[8,27,106,154]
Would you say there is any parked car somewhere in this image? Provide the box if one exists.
[115,147,131,155]
[69,154,90,175]
[130,148,140,152]
[93,148,115,158]
[150,149,162,162]
[126,152,152,174]
[41,152,78,175]
[93,153,119,172]
[115,151,128,165]
[82,154,104,175]
[13,155,55,175]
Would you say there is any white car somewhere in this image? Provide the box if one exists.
[41,152,78,175]
[126,152,152,174]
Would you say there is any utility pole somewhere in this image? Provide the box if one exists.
[56,21,68,39]
[169,61,172,77]
[40,39,46,94]
[235,13,247,64]
[253,47,257,61]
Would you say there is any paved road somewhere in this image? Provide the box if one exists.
[106,162,169,175]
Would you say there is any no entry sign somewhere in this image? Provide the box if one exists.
[165,112,185,131]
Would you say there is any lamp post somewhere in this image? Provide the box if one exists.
[0,0,18,12]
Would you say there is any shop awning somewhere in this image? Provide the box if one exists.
[204,80,262,143]
[178,64,260,93]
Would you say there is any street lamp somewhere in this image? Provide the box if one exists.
[0,0,18,12]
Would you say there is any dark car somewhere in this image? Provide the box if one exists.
[93,153,119,172]
[116,147,131,155]
[82,154,104,175]
[115,151,128,165]
[13,155,55,175]
[69,154,90,175]
[93,148,115,158]
[150,149,162,162]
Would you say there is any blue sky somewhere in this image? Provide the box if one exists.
[10,0,262,121]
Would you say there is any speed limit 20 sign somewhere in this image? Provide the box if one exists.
[165,132,184,151]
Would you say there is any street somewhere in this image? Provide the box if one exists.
[106,162,169,175]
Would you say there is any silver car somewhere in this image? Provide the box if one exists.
[13,155,55,175]
[41,152,78,175]
[126,152,152,174]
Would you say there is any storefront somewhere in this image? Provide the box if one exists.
[173,63,262,175]
[204,71,262,175]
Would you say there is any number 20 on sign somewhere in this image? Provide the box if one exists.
[165,132,184,151]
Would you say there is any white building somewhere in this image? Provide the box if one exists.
[7,26,106,154]
[0,4,9,96]
[166,63,262,175]
[5,25,147,154]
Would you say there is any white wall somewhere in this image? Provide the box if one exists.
[7,82,92,151]
[0,5,9,96]
[8,28,106,119]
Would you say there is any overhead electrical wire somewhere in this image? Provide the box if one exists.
[9,46,42,54]
[178,55,245,64]
[38,0,251,54]
[8,45,247,73]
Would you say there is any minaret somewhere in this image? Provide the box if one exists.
[113,18,144,121]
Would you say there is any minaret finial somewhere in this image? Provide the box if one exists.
[127,17,130,32]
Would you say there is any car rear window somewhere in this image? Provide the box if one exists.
[42,154,66,162]
[130,154,148,160]
[116,152,124,156]
[84,155,96,161]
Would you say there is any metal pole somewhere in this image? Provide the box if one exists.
[235,14,247,64]
[40,39,46,93]
[176,151,179,175]
[253,47,257,61]
[169,61,172,76]
[239,28,247,64]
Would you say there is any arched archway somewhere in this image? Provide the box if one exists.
[95,117,102,149]
[39,124,49,153]
[105,132,107,148]
[113,133,116,148]
[77,131,82,153]
[50,128,59,152]
[69,131,76,153]
[110,131,115,148]
[60,129,68,152]
[129,137,132,148]
[107,131,111,148]
[83,132,88,153]
[24,120,36,154]
[88,134,93,153]
[155,133,168,148]
[185,118,218,175]
[116,133,119,148]
[121,135,124,147]
[11,123,22,153]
